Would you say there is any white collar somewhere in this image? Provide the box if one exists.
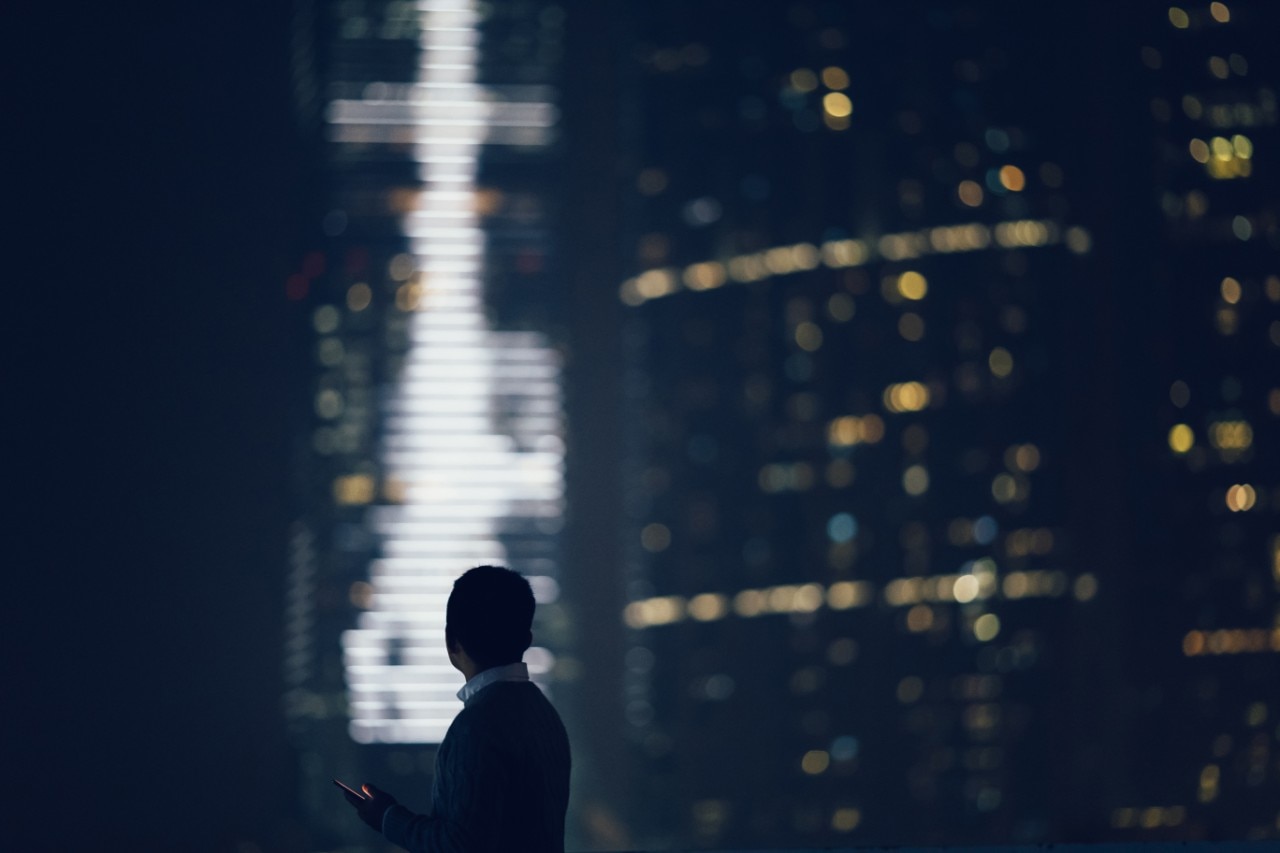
[456,661,530,705]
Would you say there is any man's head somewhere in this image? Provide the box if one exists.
[445,565,535,674]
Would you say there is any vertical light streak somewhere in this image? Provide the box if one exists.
[337,0,563,744]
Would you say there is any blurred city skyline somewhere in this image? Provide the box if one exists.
[8,1,1278,851]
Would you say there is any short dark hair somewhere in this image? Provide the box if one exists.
[445,565,535,668]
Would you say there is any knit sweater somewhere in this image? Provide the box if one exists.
[382,681,571,853]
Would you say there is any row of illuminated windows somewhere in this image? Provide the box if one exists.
[623,569,1094,629]
[1111,805,1188,829]
[619,219,1088,305]
[1168,3,1233,29]
[1189,133,1253,174]
[1168,420,1254,453]
[1182,628,1280,656]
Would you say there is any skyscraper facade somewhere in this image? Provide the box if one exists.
[1103,1,1280,840]
[614,3,1101,847]
[284,0,569,847]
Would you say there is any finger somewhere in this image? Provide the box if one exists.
[343,790,364,806]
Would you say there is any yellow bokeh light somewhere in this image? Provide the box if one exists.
[795,321,824,351]
[822,66,850,90]
[1168,7,1189,28]
[1189,138,1210,163]
[824,112,851,131]
[823,92,853,118]
[1232,134,1252,158]
[883,381,930,413]
[802,750,831,775]
[953,575,980,604]
[1210,136,1233,160]
[388,252,415,281]
[1210,420,1253,450]
[688,593,728,622]
[988,347,1014,377]
[1220,276,1241,303]
[790,68,818,92]
[1168,423,1195,454]
[903,464,930,496]
[999,165,1026,191]
[334,474,376,506]
[1210,2,1230,23]
[733,589,767,617]
[974,613,1001,642]
[346,282,372,311]
[897,270,928,300]
[1225,484,1256,512]
[683,262,727,291]
[831,808,861,832]
[992,473,1018,503]
[1073,574,1099,602]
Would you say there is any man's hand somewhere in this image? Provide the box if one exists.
[342,782,398,832]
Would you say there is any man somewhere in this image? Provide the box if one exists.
[341,565,571,852]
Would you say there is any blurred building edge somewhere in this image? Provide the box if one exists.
[282,0,573,850]
[614,0,1278,849]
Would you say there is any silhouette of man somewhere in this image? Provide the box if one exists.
[341,565,571,852]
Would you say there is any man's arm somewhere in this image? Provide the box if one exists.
[383,727,507,853]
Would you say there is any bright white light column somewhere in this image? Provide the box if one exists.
[337,0,564,744]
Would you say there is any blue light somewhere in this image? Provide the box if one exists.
[973,515,998,545]
[831,735,859,761]
[827,513,858,543]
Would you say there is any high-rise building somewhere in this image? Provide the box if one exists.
[1101,1,1280,841]
[613,3,1102,847]
[283,0,569,847]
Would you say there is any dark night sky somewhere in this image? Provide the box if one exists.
[10,4,304,849]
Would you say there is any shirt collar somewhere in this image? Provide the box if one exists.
[456,661,530,705]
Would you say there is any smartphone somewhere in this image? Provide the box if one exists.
[333,778,368,800]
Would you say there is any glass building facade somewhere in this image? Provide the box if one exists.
[1105,1,1280,841]
[615,2,1100,847]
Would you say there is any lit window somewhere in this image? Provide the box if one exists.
[957,180,984,207]
[897,270,928,300]
[795,322,824,351]
[1168,423,1195,454]
[347,282,372,311]
[998,165,1026,191]
[801,750,830,775]
[988,347,1014,377]
[1220,277,1242,303]
[822,92,853,118]
[1225,484,1256,512]
[822,67,850,90]
[903,465,929,496]
[973,613,1000,642]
